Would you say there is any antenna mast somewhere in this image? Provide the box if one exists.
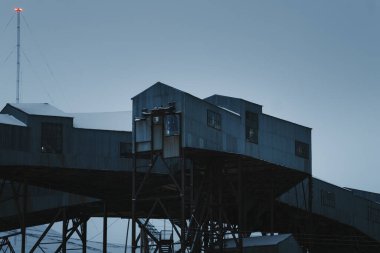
[15,7,23,103]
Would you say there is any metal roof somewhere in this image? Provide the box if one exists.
[71,111,132,132]
[0,114,27,127]
[8,103,70,118]
[241,234,292,246]
[3,103,132,132]
[224,234,293,248]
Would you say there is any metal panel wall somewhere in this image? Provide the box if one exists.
[132,82,312,174]
[259,114,311,173]
[278,178,380,242]
[0,111,132,171]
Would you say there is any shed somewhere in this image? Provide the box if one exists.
[224,234,303,253]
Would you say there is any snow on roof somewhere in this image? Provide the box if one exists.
[9,103,70,118]
[244,234,291,247]
[224,234,292,248]
[0,114,27,127]
[218,106,240,116]
[5,103,132,132]
[71,111,132,132]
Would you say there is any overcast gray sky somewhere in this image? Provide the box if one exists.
[1,0,379,245]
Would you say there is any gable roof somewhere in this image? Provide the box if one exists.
[0,114,27,127]
[131,82,184,100]
[8,103,71,118]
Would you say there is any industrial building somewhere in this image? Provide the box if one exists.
[0,82,379,252]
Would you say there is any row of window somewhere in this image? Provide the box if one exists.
[320,191,380,223]
[207,110,259,144]
[41,123,135,158]
[206,110,309,159]
[2,117,309,159]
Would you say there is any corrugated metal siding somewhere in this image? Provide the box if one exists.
[278,236,303,253]
[278,178,380,242]
[133,83,312,174]
[184,94,241,153]
[259,114,311,173]
[0,111,132,171]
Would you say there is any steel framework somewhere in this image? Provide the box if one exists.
[129,105,312,252]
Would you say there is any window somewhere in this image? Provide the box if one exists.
[41,123,63,154]
[207,110,221,130]
[246,111,258,144]
[152,116,161,125]
[321,190,335,208]
[120,142,132,158]
[164,114,180,136]
[295,141,309,159]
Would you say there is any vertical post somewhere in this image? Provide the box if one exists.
[82,218,87,253]
[308,175,313,252]
[125,219,130,253]
[218,167,223,253]
[132,120,137,253]
[132,156,137,253]
[62,209,67,253]
[21,182,27,253]
[180,155,186,253]
[103,202,108,253]
[14,7,22,103]
[270,178,274,236]
[237,158,243,253]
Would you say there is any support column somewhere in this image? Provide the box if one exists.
[218,167,224,253]
[82,218,87,253]
[237,159,243,253]
[270,178,274,236]
[308,175,313,252]
[103,202,108,253]
[180,156,186,253]
[21,182,27,253]
[62,209,67,253]
[125,219,130,253]
[132,154,137,253]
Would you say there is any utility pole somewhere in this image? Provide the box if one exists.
[15,7,23,103]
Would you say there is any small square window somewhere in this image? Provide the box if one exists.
[207,110,221,130]
[246,111,259,144]
[153,116,161,125]
[164,114,180,136]
[246,126,258,144]
[295,141,309,159]
[120,142,132,158]
[321,190,335,208]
